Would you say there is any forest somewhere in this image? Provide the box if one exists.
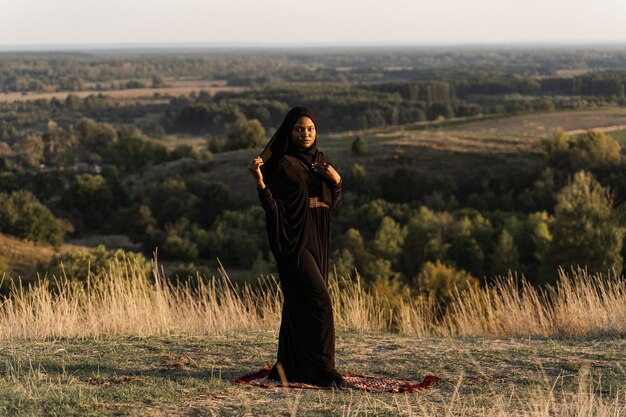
[2,46,626,306]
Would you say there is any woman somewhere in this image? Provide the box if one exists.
[248,107,348,388]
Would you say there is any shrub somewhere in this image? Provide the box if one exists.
[223,119,266,150]
[0,190,64,245]
[542,129,622,171]
[161,235,199,262]
[47,245,150,282]
[351,136,367,155]
[415,260,479,306]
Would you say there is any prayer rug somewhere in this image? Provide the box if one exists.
[235,365,440,393]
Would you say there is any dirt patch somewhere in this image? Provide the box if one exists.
[87,375,140,386]
[158,354,198,372]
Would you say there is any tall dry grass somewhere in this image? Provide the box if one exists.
[442,268,626,337]
[0,260,625,340]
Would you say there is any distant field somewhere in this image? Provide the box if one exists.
[607,128,626,145]
[433,108,626,137]
[162,134,209,151]
[0,79,246,103]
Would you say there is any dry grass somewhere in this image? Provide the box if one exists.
[0,233,83,279]
[443,269,626,338]
[1,257,625,341]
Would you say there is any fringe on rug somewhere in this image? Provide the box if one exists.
[235,365,440,393]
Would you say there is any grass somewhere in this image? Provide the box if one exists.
[0,259,625,414]
[608,128,626,145]
[0,234,86,280]
[1,257,625,340]
[0,332,624,416]
[434,108,626,137]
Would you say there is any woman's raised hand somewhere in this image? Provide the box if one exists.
[248,156,266,189]
[312,162,341,185]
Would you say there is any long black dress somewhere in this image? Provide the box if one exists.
[257,153,344,387]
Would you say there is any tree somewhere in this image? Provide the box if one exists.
[0,190,64,245]
[351,136,367,155]
[73,119,117,157]
[63,174,114,230]
[401,207,453,279]
[491,229,521,277]
[16,133,44,167]
[372,216,407,262]
[549,171,624,277]
[542,129,622,172]
[224,119,266,150]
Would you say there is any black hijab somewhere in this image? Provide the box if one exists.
[259,106,335,205]
[260,106,320,169]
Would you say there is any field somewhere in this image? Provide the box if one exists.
[433,108,626,137]
[0,79,246,103]
[1,332,625,416]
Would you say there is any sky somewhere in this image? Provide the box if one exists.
[1,0,626,48]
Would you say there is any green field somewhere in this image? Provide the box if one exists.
[1,331,624,416]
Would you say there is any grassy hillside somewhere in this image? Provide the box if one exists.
[4,108,626,281]
[0,233,87,280]
[176,108,626,204]
[1,331,624,416]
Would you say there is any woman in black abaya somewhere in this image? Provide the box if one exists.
[247,107,348,388]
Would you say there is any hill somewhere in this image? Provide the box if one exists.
[0,233,96,283]
[169,108,626,204]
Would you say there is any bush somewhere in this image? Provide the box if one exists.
[351,136,367,155]
[63,174,114,230]
[0,190,64,245]
[415,260,479,307]
[542,129,622,171]
[161,235,199,262]
[207,206,267,268]
[223,119,266,151]
[47,245,150,282]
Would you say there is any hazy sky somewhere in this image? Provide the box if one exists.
[2,0,626,47]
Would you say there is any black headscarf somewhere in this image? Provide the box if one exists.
[259,106,335,206]
[260,106,319,169]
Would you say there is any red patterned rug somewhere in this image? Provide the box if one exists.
[235,365,440,393]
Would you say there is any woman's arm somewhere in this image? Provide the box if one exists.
[248,156,278,211]
[248,156,266,189]
[312,161,342,211]
[329,180,342,211]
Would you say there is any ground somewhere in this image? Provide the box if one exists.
[1,330,624,416]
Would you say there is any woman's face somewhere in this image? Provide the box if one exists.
[290,116,316,149]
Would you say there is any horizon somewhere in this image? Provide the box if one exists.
[2,0,626,49]
[2,40,626,53]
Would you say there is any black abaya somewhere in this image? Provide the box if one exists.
[257,154,344,387]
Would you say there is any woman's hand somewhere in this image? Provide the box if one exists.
[248,156,266,189]
[312,162,341,185]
